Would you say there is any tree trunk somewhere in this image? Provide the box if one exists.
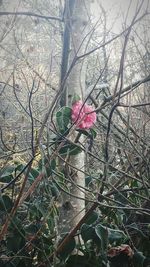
[59,0,90,233]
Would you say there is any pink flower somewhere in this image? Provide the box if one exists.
[108,245,134,258]
[71,100,96,129]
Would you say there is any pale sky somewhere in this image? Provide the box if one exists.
[91,0,150,34]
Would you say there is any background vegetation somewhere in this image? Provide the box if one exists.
[0,0,150,266]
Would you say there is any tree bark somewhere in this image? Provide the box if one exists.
[59,0,90,233]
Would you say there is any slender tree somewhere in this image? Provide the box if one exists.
[59,0,90,232]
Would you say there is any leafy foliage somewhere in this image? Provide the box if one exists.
[56,106,72,133]
[0,102,150,267]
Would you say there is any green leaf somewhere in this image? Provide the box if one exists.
[38,157,56,177]
[34,202,46,217]
[15,163,25,172]
[7,217,25,253]
[85,176,93,186]
[0,263,15,267]
[9,216,22,231]
[127,223,147,238]
[30,168,39,179]
[56,106,71,132]
[27,168,39,183]
[29,203,45,220]
[49,160,56,176]
[0,166,14,183]
[95,224,108,255]
[81,224,95,242]
[25,223,39,234]
[7,232,25,253]
[59,143,82,155]
[108,228,127,243]
[69,145,82,155]
[76,128,97,139]
[0,165,14,175]
[114,191,128,205]
[72,94,81,104]
[59,234,76,260]
[90,128,97,139]
[66,255,89,267]
[38,158,43,171]
[47,217,55,231]
[51,158,56,170]
[50,183,60,198]
[0,195,13,212]
[25,167,39,183]
[76,129,90,137]
[0,174,13,183]
[45,158,56,177]
[85,211,99,225]
[133,251,146,267]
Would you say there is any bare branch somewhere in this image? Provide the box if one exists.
[77,12,149,59]
[0,11,63,22]
[95,74,150,111]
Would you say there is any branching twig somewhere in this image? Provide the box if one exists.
[0,11,63,22]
